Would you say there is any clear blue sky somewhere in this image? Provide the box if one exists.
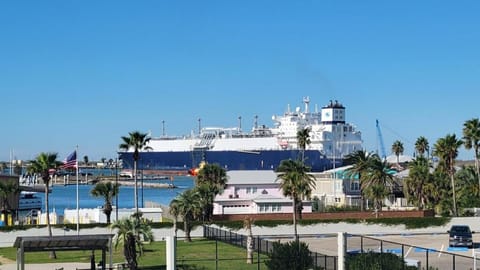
[1,1,479,162]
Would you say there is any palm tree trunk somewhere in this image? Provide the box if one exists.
[245,217,254,264]
[475,150,480,197]
[451,173,458,217]
[246,232,253,264]
[45,183,56,259]
[125,235,137,270]
[184,220,191,242]
[297,201,303,220]
[292,198,298,240]
[133,160,138,216]
[359,175,364,211]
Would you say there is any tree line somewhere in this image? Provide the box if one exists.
[346,117,480,217]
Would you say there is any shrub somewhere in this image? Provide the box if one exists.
[265,240,313,270]
[324,205,361,212]
[346,252,418,270]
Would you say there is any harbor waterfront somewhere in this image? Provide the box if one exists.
[36,175,195,216]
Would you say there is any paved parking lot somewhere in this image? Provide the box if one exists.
[296,233,480,270]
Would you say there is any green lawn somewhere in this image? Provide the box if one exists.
[0,239,269,270]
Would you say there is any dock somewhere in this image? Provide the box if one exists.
[53,176,176,188]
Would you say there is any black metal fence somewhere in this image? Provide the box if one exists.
[346,234,480,270]
[196,226,337,270]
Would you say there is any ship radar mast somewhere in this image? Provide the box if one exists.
[303,96,310,113]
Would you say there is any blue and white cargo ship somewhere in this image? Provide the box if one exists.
[119,98,363,173]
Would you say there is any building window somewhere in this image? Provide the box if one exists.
[252,187,257,194]
[351,181,360,191]
[246,187,251,194]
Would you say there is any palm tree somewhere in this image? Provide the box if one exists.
[430,169,452,215]
[296,127,312,218]
[13,164,22,175]
[404,156,431,209]
[276,159,316,239]
[297,127,311,162]
[462,118,480,194]
[90,181,119,224]
[415,136,430,158]
[364,184,388,218]
[27,152,61,259]
[169,188,202,242]
[83,155,89,167]
[433,134,463,216]
[110,215,154,270]
[344,150,375,211]
[0,162,6,173]
[360,155,394,210]
[391,140,404,165]
[0,180,19,222]
[195,163,227,222]
[119,131,152,216]
[456,165,480,211]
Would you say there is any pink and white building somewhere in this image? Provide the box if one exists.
[213,170,312,215]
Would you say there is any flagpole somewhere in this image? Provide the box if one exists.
[76,145,79,235]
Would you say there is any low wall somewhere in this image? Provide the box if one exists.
[212,209,435,221]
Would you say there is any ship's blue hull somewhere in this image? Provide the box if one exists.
[119,150,340,172]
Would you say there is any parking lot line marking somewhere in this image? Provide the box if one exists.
[405,246,412,257]
[438,244,444,257]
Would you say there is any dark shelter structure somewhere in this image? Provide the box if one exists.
[13,234,114,270]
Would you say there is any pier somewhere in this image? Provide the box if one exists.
[54,175,177,188]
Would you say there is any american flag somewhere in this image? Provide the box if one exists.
[62,150,77,169]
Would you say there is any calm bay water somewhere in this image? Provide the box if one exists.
[36,176,195,215]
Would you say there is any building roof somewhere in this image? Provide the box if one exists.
[386,154,414,163]
[313,165,354,179]
[226,170,278,185]
[320,165,353,174]
[13,234,114,252]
